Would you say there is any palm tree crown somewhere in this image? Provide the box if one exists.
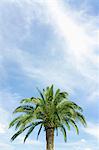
[9,85,87,149]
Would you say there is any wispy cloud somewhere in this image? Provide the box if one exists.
[0,142,14,150]
[84,122,99,140]
[17,136,43,145]
[0,123,6,133]
[87,90,99,102]
[45,0,99,80]
[0,0,98,97]
[56,138,97,150]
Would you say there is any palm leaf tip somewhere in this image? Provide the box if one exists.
[9,122,15,128]
[11,130,22,141]
[9,121,13,128]
[37,124,43,140]
[20,98,31,104]
[69,119,79,135]
[49,84,54,97]
[24,127,34,143]
[24,121,43,143]
[36,87,45,102]
[76,112,87,127]
[9,116,22,128]
[60,125,67,142]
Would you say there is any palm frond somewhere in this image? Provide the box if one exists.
[70,102,83,112]
[54,89,60,98]
[13,105,34,113]
[15,121,21,130]
[36,88,45,104]
[54,111,60,121]
[11,124,33,141]
[15,115,33,130]
[76,112,87,127]
[49,85,54,98]
[37,124,43,140]
[24,121,43,143]
[55,127,58,136]
[20,97,40,105]
[69,119,79,134]
[9,116,23,128]
[20,98,32,103]
[59,92,68,98]
[59,125,67,142]
[64,120,70,131]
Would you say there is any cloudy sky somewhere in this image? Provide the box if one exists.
[0,0,99,150]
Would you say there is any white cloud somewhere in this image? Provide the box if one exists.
[26,139,42,145]
[84,122,99,140]
[85,148,92,150]
[56,139,97,150]
[0,107,9,122]
[0,0,99,98]
[0,123,6,133]
[0,108,9,133]
[0,89,21,111]
[0,143,14,150]
[45,0,99,81]
[0,90,21,134]
[17,135,43,146]
[0,48,75,93]
[87,90,99,102]
[0,89,20,101]
[0,55,7,83]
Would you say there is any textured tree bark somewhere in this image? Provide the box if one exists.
[46,128,54,150]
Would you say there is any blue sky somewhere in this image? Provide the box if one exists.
[0,0,99,150]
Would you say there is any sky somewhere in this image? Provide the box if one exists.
[0,0,99,150]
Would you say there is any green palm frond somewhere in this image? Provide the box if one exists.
[36,88,45,104]
[54,89,60,99]
[64,120,70,131]
[70,102,83,112]
[76,112,87,127]
[49,84,54,98]
[11,124,33,141]
[55,112,61,121]
[15,115,33,130]
[20,97,40,105]
[43,85,53,103]
[37,124,43,140]
[59,125,67,142]
[68,119,79,134]
[59,92,68,99]
[20,98,32,103]
[55,127,58,136]
[15,121,22,130]
[13,105,34,113]
[9,116,23,128]
[24,121,43,143]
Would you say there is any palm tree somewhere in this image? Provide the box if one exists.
[9,85,87,150]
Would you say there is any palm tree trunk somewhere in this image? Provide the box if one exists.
[46,127,54,150]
